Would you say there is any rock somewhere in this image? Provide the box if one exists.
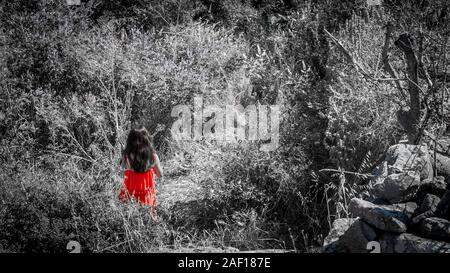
[323,218,356,251]
[393,233,450,253]
[385,144,433,180]
[380,232,450,253]
[372,172,421,203]
[372,160,388,177]
[339,218,377,253]
[371,144,438,203]
[434,153,450,177]
[415,176,447,202]
[411,194,440,226]
[436,190,450,220]
[370,161,388,196]
[432,137,450,155]
[379,232,399,253]
[349,198,417,233]
[365,196,391,205]
[390,202,418,217]
[412,211,433,226]
[419,217,450,241]
[418,194,441,214]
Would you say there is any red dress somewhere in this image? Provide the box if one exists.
[119,168,157,207]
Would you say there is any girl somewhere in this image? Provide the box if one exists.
[119,126,163,221]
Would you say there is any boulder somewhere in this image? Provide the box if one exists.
[393,233,450,253]
[418,194,441,214]
[372,160,388,177]
[436,190,450,220]
[380,232,450,253]
[349,198,417,233]
[419,217,450,242]
[372,172,420,203]
[411,194,441,226]
[434,137,450,155]
[390,202,418,217]
[379,232,398,253]
[339,218,377,253]
[322,218,356,252]
[371,161,388,184]
[415,176,447,202]
[385,144,433,180]
[434,153,450,178]
[412,211,435,226]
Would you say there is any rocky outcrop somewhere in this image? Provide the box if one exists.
[385,144,433,180]
[434,153,450,177]
[322,143,450,253]
[416,177,447,202]
[338,219,377,253]
[371,144,433,203]
[381,233,450,253]
[322,218,356,252]
[436,190,450,219]
[372,172,420,203]
[419,217,450,241]
[433,137,450,155]
[430,137,450,177]
[348,198,416,233]
[418,194,440,214]
[410,194,441,227]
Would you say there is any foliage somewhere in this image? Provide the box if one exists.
[0,0,448,253]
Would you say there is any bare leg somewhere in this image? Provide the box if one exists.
[150,206,158,222]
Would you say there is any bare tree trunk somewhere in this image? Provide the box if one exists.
[380,23,404,97]
[394,34,421,144]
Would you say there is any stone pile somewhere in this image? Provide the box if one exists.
[323,143,450,253]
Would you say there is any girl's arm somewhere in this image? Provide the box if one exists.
[120,153,128,169]
[152,152,163,178]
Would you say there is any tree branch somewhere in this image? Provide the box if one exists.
[417,31,433,88]
[394,33,421,143]
[380,22,407,99]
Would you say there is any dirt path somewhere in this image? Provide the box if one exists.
[156,176,203,210]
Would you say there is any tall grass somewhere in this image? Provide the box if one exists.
[2,1,442,253]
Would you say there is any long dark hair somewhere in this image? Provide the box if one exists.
[123,126,155,173]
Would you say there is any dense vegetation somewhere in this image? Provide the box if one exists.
[0,0,448,252]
